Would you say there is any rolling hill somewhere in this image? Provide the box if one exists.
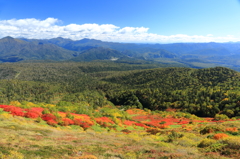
[0,36,77,62]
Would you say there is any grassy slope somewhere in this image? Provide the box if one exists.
[1,108,240,159]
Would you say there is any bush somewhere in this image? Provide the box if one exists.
[198,138,217,148]
[222,136,240,149]
[47,119,58,127]
[213,133,229,140]
[214,114,229,121]
[177,137,196,147]
[41,113,56,121]
[166,131,183,142]
[25,111,40,119]
[59,118,74,126]
[200,125,225,134]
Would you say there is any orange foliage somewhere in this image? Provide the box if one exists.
[213,133,229,140]
[95,117,115,128]
[226,127,238,132]
[123,120,137,126]
[74,118,93,129]
[58,112,67,118]
[126,109,147,115]
[159,124,169,129]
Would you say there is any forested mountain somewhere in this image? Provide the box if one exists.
[17,36,240,70]
[0,36,77,62]
[0,61,240,118]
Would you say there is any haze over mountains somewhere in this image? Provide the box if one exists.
[1,36,240,70]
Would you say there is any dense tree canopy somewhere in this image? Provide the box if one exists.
[0,61,240,118]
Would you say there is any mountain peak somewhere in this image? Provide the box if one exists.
[2,36,14,40]
[0,36,27,44]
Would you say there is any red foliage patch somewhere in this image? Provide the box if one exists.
[47,119,58,126]
[25,111,40,119]
[123,120,137,126]
[0,105,25,117]
[74,118,93,129]
[25,107,43,119]
[60,118,74,126]
[10,109,25,117]
[95,117,115,124]
[41,113,56,121]
[0,105,11,109]
[135,123,148,128]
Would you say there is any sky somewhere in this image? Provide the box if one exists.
[0,0,240,43]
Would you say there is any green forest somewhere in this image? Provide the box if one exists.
[0,61,240,119]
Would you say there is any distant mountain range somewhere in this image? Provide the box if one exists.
[1,36,240,70]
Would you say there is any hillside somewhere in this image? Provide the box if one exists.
[1,103,240,159]
[0,37,77,62]
[0,61,240,158]
[0,62,239,118]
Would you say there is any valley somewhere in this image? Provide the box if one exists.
[0,37,240,158]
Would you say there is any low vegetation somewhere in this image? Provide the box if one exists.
[0,102,240,159]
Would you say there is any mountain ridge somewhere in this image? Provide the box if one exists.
[1,36,240,71]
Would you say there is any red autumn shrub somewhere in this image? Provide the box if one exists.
[3,106,23,112]
[135,123,148,128]
[81,122,92,130]
[41,113,56,121]
[60,118,74,126]
[25,111,40,119]
[1,105,25,117]
[29,107,44,114]
[11,110,25,117]
[0,105,11,109]
[178,120,189,125]
[95,117,114,124]
[74,119,93,130]
[95,117,115,128]
[47,119,58,126]
[145,121,161,128]
[159,124,169,129]
[123,120,137,126]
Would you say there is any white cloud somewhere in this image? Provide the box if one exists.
[0,17,238,43]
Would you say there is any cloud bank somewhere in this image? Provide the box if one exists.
[0,17,238,43]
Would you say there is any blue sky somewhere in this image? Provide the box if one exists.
[0,0,240,43]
